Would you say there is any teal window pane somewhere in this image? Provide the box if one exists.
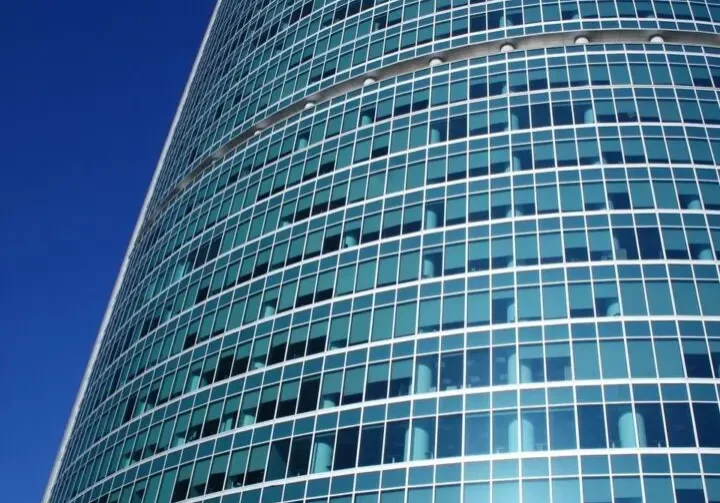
[705,477,720,503]
[343,367,365,405]
[365,363,389,401]
[328,316,350,349]
[321,372,342,408]
[620,281,647,315]
[442,295,464,330]
[226,450,248,488]
[518,287,541,321]
[549,408,576,450]
[647,280,674,314]
[522,479,550,503]
[583,477,612,502]
[552,478,580,503]
[672,281,700,315]
[644,477,674,503]
[627,340,657,377]
[435,485,460,501]
[377,255,398,286]
[464,483,489,502]
[600,340,628,378]
[542,284,567,319]
[493,480,519,503]
[540,233,563,264]
[444,243,466,274]
[350,311,371,345]
[465,412,490,454]
[516,235,538,266]
[335,265,356,295]
[395,302,416,337]
[408,487,432,503]
[469,240,490,271]
[399,251,419,282]
[419,298,440,332]
[356,261,376,291]
[655,339,685,377]
[569,283,593,318]
[699,282,720,315]
[157,469,177,501]
[372,306,394,341]
[573,341,600,380]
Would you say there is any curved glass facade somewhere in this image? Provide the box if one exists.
[45,1,720,503]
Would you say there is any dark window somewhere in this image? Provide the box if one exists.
[532,103,551,127]
[466,348,489,387]
[465,412,490,454]
[664,403,696,447]
[614,228,639,259]
[552,103,573,126]
[578,405,607,448]
[265,440,290,481]
[365,363,389,400]
[333,427,359,470]
[635,403,667,447]
[437,415,462,458]
[549,407,576,450]
[358,425,384,467]
[637,227,663,259]
[287,436,312,477]
[693,403,720,447]
[448,115,467,139]
[297,376,320,413]
[383,420,408,463]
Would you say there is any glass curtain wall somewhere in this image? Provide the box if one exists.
[45,0,720,503]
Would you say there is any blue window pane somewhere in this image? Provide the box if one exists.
[600,341,628,379]
[434,485,460,501]
[620,281,647,315]
[583,477,611,503]
[675,477,706,503]
[655,340,685,377]
[467,292,490,327]
[518,287,541,321]
[549,407,576,450]
[573,341,600,380]
[543,284,567,319]
[464,484,489,502]
[693,403,720,447]
[644,477,674,503]
[627,340,656,378]
[493,481,519,503]
[465,412,490,455]
[522,479,550,503]
[552,478,580,503]
[578,405,607,448]
[437,415,462,458]
[664,403,696,447]
[706,477,720,503]
[683,340,712,378]
[569,283,594,318]
[635,403,667,447]
[546,343,571,381]
[613,477,642,501]
[407,488,432,503]
[672,281,700,315]
[699,283,720,315]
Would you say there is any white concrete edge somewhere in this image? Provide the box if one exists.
[41,1,224,501]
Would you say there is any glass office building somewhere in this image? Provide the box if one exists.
[44,0,720,502]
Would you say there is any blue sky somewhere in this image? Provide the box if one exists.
[0,1,214,500]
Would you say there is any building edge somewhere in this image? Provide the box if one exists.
[41,2,224,501]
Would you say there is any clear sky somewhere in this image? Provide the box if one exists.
[0,1,214,501]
